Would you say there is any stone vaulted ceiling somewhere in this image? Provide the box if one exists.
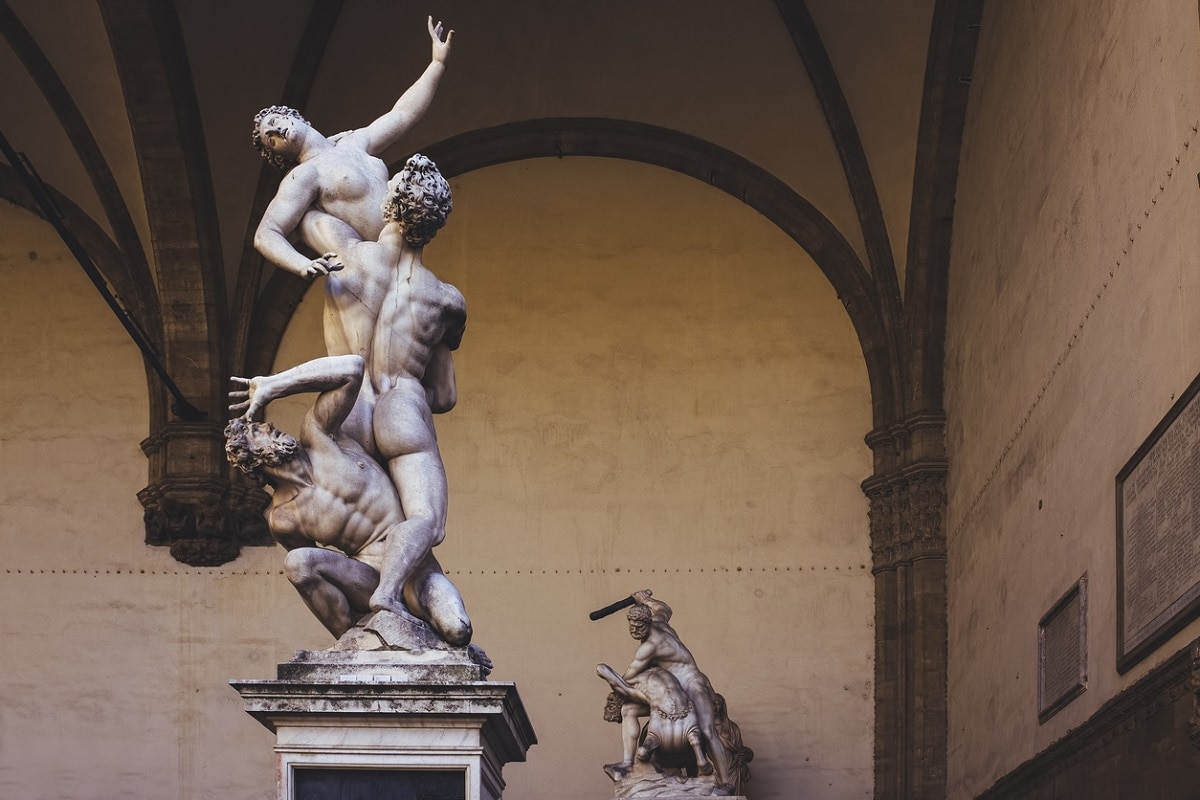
[1,0,981,431]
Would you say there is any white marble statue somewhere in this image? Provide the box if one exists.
[291,153,462,622]
[231,149,470,654]
[225,354,472,649]
[251,16,453,278]
[248,16,469,643]
[597,590,753,797]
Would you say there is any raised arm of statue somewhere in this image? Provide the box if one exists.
[229,354,366,436]
[358,17,453,156]
[633,589,672,624]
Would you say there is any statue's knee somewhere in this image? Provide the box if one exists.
[283,548,321,585]
[441,615,472,647]
[636,731,660,762]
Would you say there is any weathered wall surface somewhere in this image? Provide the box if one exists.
[945,1,1200,796]
[0,159,875,799]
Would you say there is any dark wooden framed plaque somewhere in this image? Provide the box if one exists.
[1116,369,1200,674]
[1038,574,1087,722]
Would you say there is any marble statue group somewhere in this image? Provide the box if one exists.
[597,590,753,797]
[226,17,473,653]
[227,18,752,797]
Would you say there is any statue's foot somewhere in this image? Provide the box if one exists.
[603,761,634,781]
[697,760,714,776]
[368,594,422,624]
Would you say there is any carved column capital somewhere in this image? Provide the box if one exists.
[863,460,948,572]
[139,421,272,565]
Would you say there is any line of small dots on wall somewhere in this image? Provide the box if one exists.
[950,118,1200,542]
[4,565,870,576]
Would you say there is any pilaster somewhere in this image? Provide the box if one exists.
[863,413,948,799]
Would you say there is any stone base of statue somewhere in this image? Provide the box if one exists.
[607,760,747,799]
[231,610,536,800]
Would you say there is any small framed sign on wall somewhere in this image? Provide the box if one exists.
[1116,370,1200,673]
[1038,574,1087,722]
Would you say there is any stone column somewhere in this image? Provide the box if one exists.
[862,413,948,800]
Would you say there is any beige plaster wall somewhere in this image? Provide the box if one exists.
[945,0,1200,795]
[0,203,317,799]
[1,158,875,798]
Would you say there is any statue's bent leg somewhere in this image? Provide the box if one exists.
[370,384,448,615]
[619,701,648,766]
[370,449,448,614]
[403,553,472,646]
[283,547,378,638]
[686,726,713,775]
[686,684,733,786]
[636,729,661,763]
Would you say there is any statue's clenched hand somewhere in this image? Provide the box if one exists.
[302,252,343,278]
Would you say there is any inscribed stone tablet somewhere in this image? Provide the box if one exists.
[1117,373,1200,672]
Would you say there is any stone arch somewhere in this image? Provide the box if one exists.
[243,117,901,430]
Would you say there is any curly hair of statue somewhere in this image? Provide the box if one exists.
[383,154,453,247]
[251,105,310,170]
[224,417,300,478]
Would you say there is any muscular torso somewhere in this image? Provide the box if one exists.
[267,430,400,556]
[638,627,715,700]
[321,247,391,456]
[370,254,465,390]
[353,248,465,460]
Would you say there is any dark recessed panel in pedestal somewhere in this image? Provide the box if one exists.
[294,768,465,800]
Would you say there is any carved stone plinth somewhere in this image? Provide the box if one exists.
[608,760,748,799]
[232,651,536,800]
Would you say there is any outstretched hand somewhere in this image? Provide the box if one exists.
[632,588,653,604]
[429,16,453,64]
[229,375,265,420]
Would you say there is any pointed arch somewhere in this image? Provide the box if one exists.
[243,117,901,429]
[774,0,906,421]
[99,0,226,418]
[0,166,164,427]
[0,0,160,350]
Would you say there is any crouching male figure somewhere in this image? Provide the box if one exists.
[224,353,471,647]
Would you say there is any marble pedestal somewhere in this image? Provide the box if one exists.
[607,760,749,799]
[232,650,536,800]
